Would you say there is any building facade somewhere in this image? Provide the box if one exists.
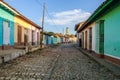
[0,1,18,49]
[14,15,40,46]
[77,0,120,65]
[0,1,41,50]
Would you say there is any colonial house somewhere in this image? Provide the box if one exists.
[0,1,18,49]
[75,22,84,47]
[0,1,41,50]
[14,14,40,46]
[53,35,57,44]
[43,32,51,45]
[77,0,120,65]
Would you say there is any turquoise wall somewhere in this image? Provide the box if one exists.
[0,18,3,46]
[60,38,63,43]
[53,37,57,44]
[95,4,120,58]
[48,36,52,45]
[0,7,14,46]
[0,7,14,22]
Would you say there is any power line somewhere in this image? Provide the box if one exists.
[34,0,62,33]
[35,0,43,7]
[46,7,62,33]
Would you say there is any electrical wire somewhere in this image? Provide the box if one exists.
[34,0,63,34]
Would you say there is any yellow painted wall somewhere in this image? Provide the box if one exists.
[14,16,31,44]
[14,16,31,29]
[14,16,40,45]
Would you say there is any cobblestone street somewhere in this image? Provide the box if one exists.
[0,44,119,80]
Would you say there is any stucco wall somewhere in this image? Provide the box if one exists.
[95,4,120,59]
[0,7,14,46]
[14,16,30,29]
[0,7,14,22]
[80,23,95,50]
[14,16,40,45]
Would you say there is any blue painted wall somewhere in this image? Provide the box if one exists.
[0,17,14,46]
[0,6,14,46]
[10,21,14,45]
[48,36,52,45]
[0,17,3,46]
[43,35,47,45]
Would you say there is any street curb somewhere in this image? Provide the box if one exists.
[74,46,120,78]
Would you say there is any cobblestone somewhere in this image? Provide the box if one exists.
[0,46,58,80]
[50,44,119,80]
[0,44,119,80]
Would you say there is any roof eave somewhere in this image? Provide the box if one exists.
[78,0,114,33]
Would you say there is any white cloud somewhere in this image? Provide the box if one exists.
[45,9,91,25]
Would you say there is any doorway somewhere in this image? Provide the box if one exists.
[89,28,92,51]
[99,20,104,55]
[17,26,22,45]
[82,32,84,48]
[24,28,28,45]
[3,21,10,45]
[85,31,88,49]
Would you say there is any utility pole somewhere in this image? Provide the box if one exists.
[41,3,46,48]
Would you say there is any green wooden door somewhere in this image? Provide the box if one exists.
[99,20,104,54]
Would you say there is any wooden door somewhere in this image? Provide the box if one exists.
[99,20,104,54]
[37,32,39,45]
[32,30,34,45]
[79,39,82,47]
[18,26,21,45]
[89,28,92,51]
[24,28,28,45]
[85,31,88,49]
[82,32,84,48]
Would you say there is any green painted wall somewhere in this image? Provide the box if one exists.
[0,7,14,22]
[53,37,57,44]
[95,4,120,59]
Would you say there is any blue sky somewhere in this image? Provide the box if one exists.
[4,0,105,34]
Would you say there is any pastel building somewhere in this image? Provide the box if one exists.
[0,1,41,50]
[14,15,40,46]
[77,0,120,65]
[0,1,18,49]
[75,22,84,47]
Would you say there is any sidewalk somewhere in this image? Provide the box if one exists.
[0,46,41,64]
[0,49,26,64]
[75,46,120,78]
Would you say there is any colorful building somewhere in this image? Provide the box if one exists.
[0,1,41,50]
[77,0,120,65]
[0,1,18,49]
[75,22,84,47]
[14,15,40,46]
[43,32,51,45]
